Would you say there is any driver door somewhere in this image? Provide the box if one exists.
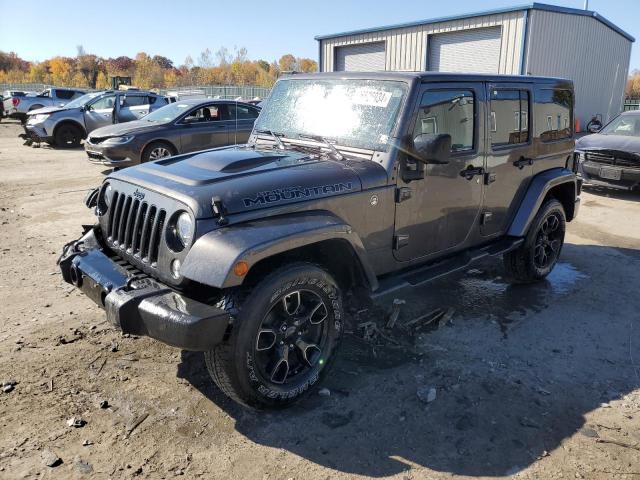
[178,104,230,152]
[84,94,116,132]
[393,83,486,262]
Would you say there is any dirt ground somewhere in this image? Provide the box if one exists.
[0,120,639,480]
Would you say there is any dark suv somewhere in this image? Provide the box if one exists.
[59,72,581,409]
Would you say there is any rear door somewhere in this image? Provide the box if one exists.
[117,94,150,122]
[178,104,229,152]
[224,103,260,144]
[84,93,116,132]
[481,83,535,237]
[393,82,485,261]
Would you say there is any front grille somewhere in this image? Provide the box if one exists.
[585,151,640,169]
[106,191,166,266]
[585,152,614,164]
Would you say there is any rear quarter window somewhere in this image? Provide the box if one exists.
[535,88,573,142]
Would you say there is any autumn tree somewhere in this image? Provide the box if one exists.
[278,54,297,72]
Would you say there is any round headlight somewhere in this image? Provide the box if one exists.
[103,184,113,207]
[175,212,194,247]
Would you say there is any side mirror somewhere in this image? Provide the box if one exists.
[412,133,452,164]
[587,124,601,133]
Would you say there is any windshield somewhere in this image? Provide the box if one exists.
[143,102,192,123]
[600,114,640,136]
[64,92,103,109]
[255,78,407,151]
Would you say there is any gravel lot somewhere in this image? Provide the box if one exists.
[0,120,639,479]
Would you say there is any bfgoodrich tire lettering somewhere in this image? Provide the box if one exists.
[205,263,343,409]
[503,198,566,283]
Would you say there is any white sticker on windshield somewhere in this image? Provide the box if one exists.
[352,88,392,107]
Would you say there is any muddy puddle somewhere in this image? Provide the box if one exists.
[338,261,588,373]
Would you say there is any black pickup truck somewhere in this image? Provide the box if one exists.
[59,72,581,409]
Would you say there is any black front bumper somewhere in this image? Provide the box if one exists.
[58,227,230,351]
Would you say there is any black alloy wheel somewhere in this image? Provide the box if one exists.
[254,289,330,385]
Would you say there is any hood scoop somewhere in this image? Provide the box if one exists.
[158,148,296,173]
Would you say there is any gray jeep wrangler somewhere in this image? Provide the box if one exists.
[59,72,581,409]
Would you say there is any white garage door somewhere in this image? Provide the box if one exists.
[428,27,502,73]
[335,42,386,71]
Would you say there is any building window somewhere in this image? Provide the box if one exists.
[536,88,573,141]
[490,89,530,147]
[414,89,475,152]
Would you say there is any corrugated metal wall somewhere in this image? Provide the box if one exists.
[524,10,632,126]
[319,11,525,73]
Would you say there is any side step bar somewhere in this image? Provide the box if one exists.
[371,236,524,299]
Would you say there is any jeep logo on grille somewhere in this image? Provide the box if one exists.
[133,189,145,200]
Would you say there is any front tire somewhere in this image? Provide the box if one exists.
[503,198,566,283]
[205,263,343,409]
[54,124,83,148]
[141,141,175,162]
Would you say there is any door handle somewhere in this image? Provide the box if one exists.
[460,165,485,180]
[513,156,533,169]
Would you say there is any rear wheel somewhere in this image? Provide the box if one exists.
[142,141,175,162]
[205,263,343,409]
[503,198,566,283]
[54,124,83,148]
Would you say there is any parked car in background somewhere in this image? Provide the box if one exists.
[84,99,260,167]
[2,90,32,121]
[576,110,640,190]
[5,87,85,123]
[24,90,169,147]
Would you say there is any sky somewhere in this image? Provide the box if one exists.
[1,0,638,70]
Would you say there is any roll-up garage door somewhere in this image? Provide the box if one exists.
[335,42,386,71]
[428,27,502,73]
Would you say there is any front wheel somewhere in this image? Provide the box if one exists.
[54,124,83,148]
[141,141,175,162]
[503,198,566,283]
[205,263,343,409]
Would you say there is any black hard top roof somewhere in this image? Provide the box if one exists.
[280,71,572,85]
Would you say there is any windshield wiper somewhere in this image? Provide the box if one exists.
[297,134,344,161]
[255,129,285,150]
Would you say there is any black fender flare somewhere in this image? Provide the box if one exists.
[508,167,577,237]
[180,212,378,290]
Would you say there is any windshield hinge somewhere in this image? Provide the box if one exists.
[395,187,412,203]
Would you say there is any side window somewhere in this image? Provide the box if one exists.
[55,90,75,100]
[89,95,116,110]
[490,89,529,148]
[225,104,260,120]
[414,90,474,152]
[71,91,84,99]
[120,95,147,107]
[182,105,220,123]
[536,88,572,141]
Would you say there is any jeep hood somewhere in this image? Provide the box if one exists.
[89,120,164,138]
[576,134,640,155]
[108,146,387,218]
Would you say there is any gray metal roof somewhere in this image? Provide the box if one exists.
[314,2,634,43]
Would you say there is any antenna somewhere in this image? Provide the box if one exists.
[584,0,589,9]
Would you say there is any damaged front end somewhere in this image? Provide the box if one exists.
[57,225,231,351]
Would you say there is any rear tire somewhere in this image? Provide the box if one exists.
[54,124,83,148]
[141,141,175,162]
[205,263,343,409]
[503,198,566,283]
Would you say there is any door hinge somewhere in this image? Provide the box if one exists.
[395,187,412,203]
[393,234,410,250]
[481,212,493,225]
